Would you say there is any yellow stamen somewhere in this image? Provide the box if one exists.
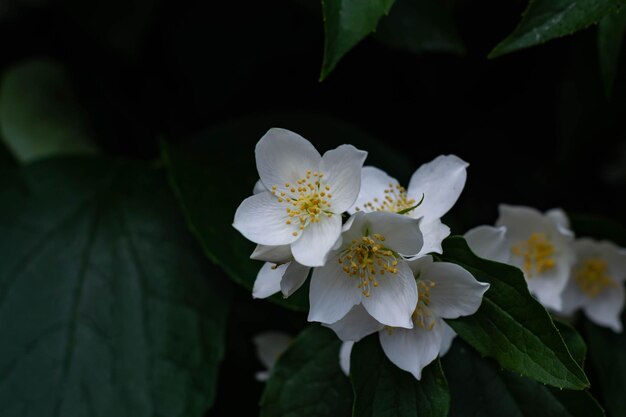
[511,233,556,278]
[575,257,617,298]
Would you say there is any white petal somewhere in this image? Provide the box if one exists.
[280,262,311,297]
[252,263,285,299]
[325,304,385,341]
[233,191,299,246]
[464,225,510,263]
[438,321,456,357]
[379,317,446,380]
[349,166,399,214]
[546,208,572,232]
[559,277,586,316]
[362,261,418,329]
[253,179,267,194]
[253,331,292,369]
[320,144,368,213]
[308,259,362,324]
[291,214,342,267]
[250,244,292,263]
[255,371,270,382]
[496,204,574,242]
[255,128,322,192]
[364,211,424,257]
[339,341,354,376]
[420,259,490,319]
[575,238,626,283]
[417,218,450,256]
[583,283,625,332]
[407,155,468,221]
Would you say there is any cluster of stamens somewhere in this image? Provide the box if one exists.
[575,257,617,298]
[337,233,398,297]
[354,182,416,213]
[412,279,437,330]
[511,232,556,278]
[271,170,333,237]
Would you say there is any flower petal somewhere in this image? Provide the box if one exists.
[379,317,446,380]
[233,191,299,245]
[253,331,292,369]
[250,244,292,263]
[348,166,398,214]
[280,262,311,297]
[546,208,572,233]
[417,218,450,256]
[409,256,489,319]
[362,261,418,329]
[464,225,510,263]
[407,155,468,221]
[359,211,423,257]
[320,144,368,213]
[252,262,285,299]
[253,179,267,194]
[559,277,586,316]
[339,341,354,376]
[438,321,456,357]
[291,213,342,267]
[325,304,385,342]
[526,268,569,311]
[255,128,322,191]
[583,284,625,332]
[308,258,362,324]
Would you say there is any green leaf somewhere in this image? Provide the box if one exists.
[598,7,626,98]
[374,0,465,55]
[440,236,589,389]
[554,319,587,366]
[443,340,604,417]
[161,112,414,312]
[490,0,626,58]
[350,335,450,417]
[321,0,396,80]
[0,59,98,163]
[0,157,231,416]
[260,326,352,417]
[584,315,626,417]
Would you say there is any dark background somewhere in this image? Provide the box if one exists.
[1,0,625,415]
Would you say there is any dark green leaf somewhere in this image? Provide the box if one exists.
[350,335,450,417]
[162,112,414,312]
[260,326,352,417]
[441,236,589,389]
[584,315,626,417]
[0,157,231,416]
[375,0,465,55]
[490,0,626,58]
[554,319,587,366]
[321,0,396,80]
[0,59,97,163]
[443,340,604,417]
[598,7,626,98]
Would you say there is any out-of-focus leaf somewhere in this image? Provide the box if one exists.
[490,0,626,58]
[598,7,626,98]
[260,326,352,417]
[0,157,231,416]
[0,59,97,163]
[441,236,589,389]
[321,0,396,80]
[375,0,465,55]
[351,335,449,417]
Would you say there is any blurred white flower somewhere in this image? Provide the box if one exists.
[234,128,367,267]
[253,331,292,381]
[465,205,575,311]
[308,211,423,329]
[250,244,311,299]
[560,239,626,332]
[349,155,468,256]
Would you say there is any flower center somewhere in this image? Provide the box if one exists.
[338,233,398,297]
[575,258,617,298]
[511,232,556,278]
[412,279,437,330]
[271,170,333,237]
[354,182,416,214]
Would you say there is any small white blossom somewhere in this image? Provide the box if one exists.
[349,155,468,256]
[560,239,626,332]
[253,331,292,381]
[234,128,367,267]
[250,244,311,299]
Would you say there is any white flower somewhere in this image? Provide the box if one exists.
[465,205,575,311]
[308,211,423,328]
[348,155,468,256]
[560,238,626,332]
[250,244,311,299]
[253,331,292,381]
[329,256,489,380]
[233,128,367,267]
